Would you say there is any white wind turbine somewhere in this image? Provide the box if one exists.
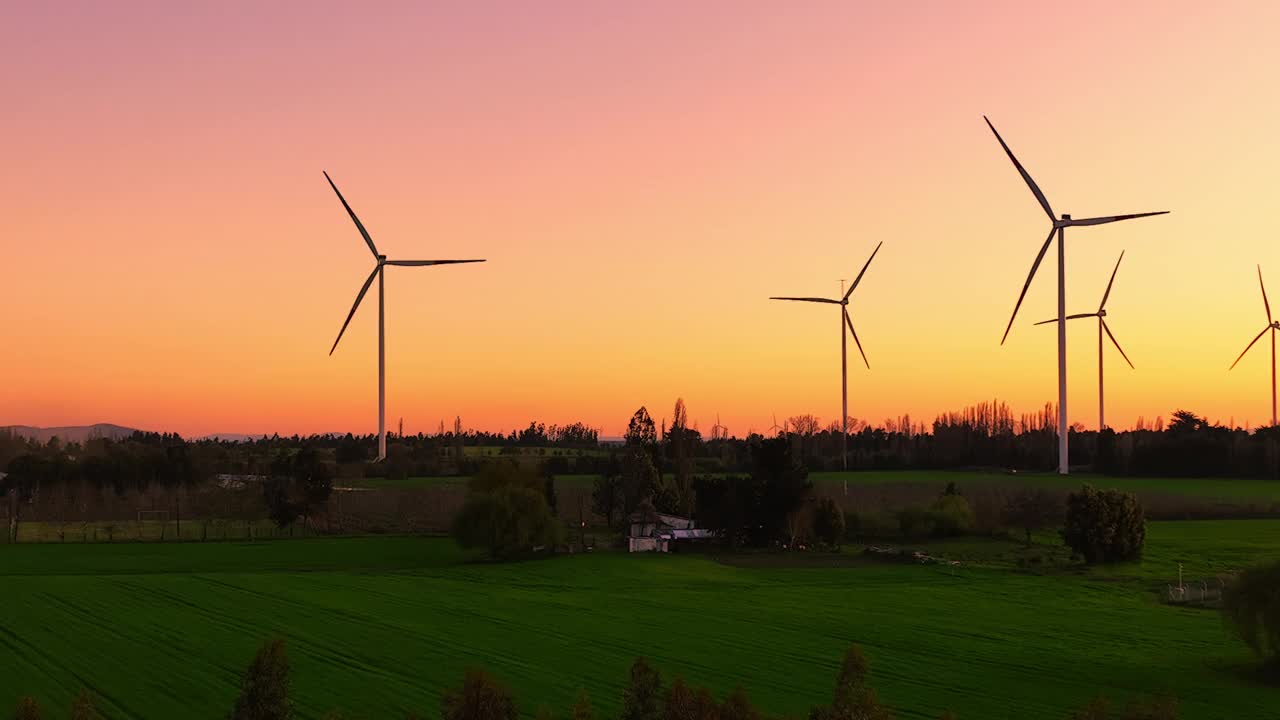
[1229,266,1280,427]
[985,117,1168,474]
[1034,252,1134,431]
[324,171,485,460]
[770,241,882,478]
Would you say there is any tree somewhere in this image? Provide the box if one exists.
[622,447,661,518]
[440,669,517,720]
[263,449,334,529]
[70,690,102,720]
[754,438,812,545]
[621,658,663,720]
[719,688,760,720]
[12,697,40,720]
[813,497,845,549]
[228,638,292,720]
[1003,488,1060,545]
[1223,559,1280,667]
[592,456,623,529]
[570,691,594,720]
[1062,485,1145,563]
[809,645,893,720]
[451,484,563,559]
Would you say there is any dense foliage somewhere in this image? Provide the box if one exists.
[1222,559,1280,667]
[1062,485,1146,564]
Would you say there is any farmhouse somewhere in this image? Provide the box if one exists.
[627,508,711,552]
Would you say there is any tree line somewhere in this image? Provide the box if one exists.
[4,638,1188,719]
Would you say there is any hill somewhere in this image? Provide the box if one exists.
[0,423,139,444]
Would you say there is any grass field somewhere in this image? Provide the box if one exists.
[358,469,1280,502]
[1,521,1275,719]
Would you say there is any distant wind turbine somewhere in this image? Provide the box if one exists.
[984,116,1168,474]
[769,413,783,437]
[1035,252,1134,431]
[711,413,727,441]
[1229,266,1280,427]
[324,171,485,460]
[770,242,882,479]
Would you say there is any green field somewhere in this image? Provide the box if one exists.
[358,469,1280,502]
[1,522,1276,719]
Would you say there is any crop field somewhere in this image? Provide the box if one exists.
[1,521,1276,719]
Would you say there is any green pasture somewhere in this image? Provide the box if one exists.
[1,521,1275,719]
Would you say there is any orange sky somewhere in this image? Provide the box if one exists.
[5,1,1280,437]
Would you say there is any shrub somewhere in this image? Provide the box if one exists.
[12,697,40,720]
[451,484,564,559]
[1061,485,1145,563]
[229,638,292,720]
[1223,559,1280,667]
[440,669,518,720]
[813,497,845,548]
[929,494,974,537]
[621,658,663,720]
[1003,488,1060,545]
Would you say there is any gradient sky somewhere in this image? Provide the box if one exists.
[5,1,1280,437]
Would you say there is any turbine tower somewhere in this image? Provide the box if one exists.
[984,117,1167,474]
[1230,266,1280,427]
[770,241,882,481]
[1035,252,1134,431]
[324,171,485,461]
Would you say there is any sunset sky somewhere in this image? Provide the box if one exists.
[6,1,1280,437]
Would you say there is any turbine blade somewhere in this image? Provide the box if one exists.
[1230,325,1272,370]
[1099,251,1125,312]
[330,266,379,355]
[1260,265,1272,324]
[984,116,1055,221]
[1001,227,1056,345]
[324,171,380,258]
[1101,319,1134,369]
[1034,313,1097,325]
[844,241,883,301]
[769,296,841,304]
[844,309,869,369]
[1067,211,1169,227]
[384,259,487,266]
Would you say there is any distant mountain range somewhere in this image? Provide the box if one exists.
[2,423,140,443]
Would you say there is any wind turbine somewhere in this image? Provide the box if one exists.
[1034,252,1134,431]
[769,413,783,436]
[324,171,485,461]
[1229,266,1280,427]
[984,116,1168,474]
[711,413,727,441]
[770,241,882,480]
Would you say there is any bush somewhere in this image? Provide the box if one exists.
[930,494,974,537]
[1223,559,1280,667]
[813,497,845,548]
[621,658,663,720]
[896,508,935,540]
[229,638,292,720]
[662,678,718,720]
[1061,485,1145,564]
[451,484,564,559]
[441,669,518,720]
